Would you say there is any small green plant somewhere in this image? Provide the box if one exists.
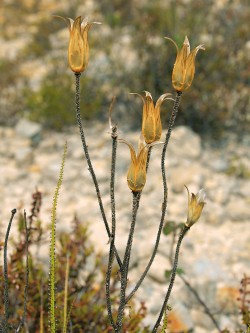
[48,142,67,333]
[23,71,103,131]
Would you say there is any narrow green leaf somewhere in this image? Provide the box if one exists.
[49,142,67,333]
[62,254,70,333]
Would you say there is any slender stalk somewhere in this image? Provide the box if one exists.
[74,73,122,268]
[152,225,189,332]
[146,146,152,172]
[16,211,29,333]
[106,125,118,330]
[49,143,67,333]
[116,192,140,332]
[3,208,17,332]
[62,255,70,333]
[126,92,182,303]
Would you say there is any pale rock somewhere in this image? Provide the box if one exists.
[202,201,225,225]
[0,127,15,139]
[167,193,187,222]
[169,126,202,159]
[191,259,226,283]
[137,285,165,315]
[0,37,31,60]
[180,280,218,314]
[226,197,249,221]
[0,122,250,333]
[14,146,33,165]
[211,186,230,204]
[19,59,51,90]
[209,157,229,173]
[169,164,204,193]
[95,160,109,182]
[167,301,194,333]
[143,253,170,285]
[191,309,217,331]
[216,283,240,314]
[219,315,237,332]
[194,327,213,333]
[2,163,25,183]
[2,137,31,159]
[15,118,42,145]
[232,179,250,199]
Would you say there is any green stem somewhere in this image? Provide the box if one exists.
[49,142,67,333]
[152,226,189,332]
[74,73,122,268]
[62,255,70,333]
[125,92,182,303]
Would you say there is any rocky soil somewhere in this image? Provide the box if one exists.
[0,119,249,332]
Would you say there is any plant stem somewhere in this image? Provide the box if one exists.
[125,92,182,303]
[3,208,17,333]
[152,225,189,332]
[106,125,118,330]
[62,255,70,333]
[116,192,140,332]
[146,146,152,172]
[49,142,67,333]
[16,211,29,333]
[74,73,122,268]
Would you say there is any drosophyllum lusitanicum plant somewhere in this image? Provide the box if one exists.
[57,15,206,332]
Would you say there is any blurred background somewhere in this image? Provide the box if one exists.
[0,0,249,139]
[0,0,250,332]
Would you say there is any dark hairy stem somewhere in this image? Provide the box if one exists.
[125,92,182,303]
[152,225,189,332]
[16,211,29,333]
[106,125,118,330]
[146,146,152,172]
[3,209,17,332]
[74,73,122,268]
[116,192,140,332]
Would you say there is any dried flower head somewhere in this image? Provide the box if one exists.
[165,36,205,92]
[132,91,172,144]
[185,186,206,227]
[56,15,100,73]
[119,135,148,192]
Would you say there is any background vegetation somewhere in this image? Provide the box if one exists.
[0,190,150,332]
[0,0,249,139]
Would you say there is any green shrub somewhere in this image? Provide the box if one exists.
[23,70,103,131]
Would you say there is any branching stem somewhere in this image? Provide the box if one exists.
[126,91,182,303]
[106,125,118,330]
[74,73,122,268]
[116,192,140,332]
